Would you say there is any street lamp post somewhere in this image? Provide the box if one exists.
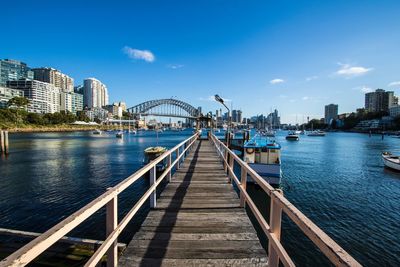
[215,94,232,146]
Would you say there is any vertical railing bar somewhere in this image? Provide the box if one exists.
[268,189,283,267]
[240,167,247,208]
[106,193,118,267]
[149,166,156,208]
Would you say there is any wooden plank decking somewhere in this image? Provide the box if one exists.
[119,140,267,267]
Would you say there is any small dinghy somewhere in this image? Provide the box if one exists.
[382,152,400,171]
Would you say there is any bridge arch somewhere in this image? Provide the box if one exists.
[127,98,199,119]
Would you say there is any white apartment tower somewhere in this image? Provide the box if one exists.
[83,78,108,108]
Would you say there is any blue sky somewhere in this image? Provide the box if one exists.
[2,0,400,123]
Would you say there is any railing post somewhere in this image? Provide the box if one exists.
[268,189,283,267]
[240,167,247,207]
[224,149,228,172]
[167,153,172,182]
[106,193,118,267]
[176,148,180,169]
[150,165,156,208]
[228,154,234,183]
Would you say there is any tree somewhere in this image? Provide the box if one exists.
[7,97,29,109]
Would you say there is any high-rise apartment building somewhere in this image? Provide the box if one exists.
[7,80,60,114]
[0,59,34,86]
[72,92,83,114]
[32,67,74,92]
[324,104,338,124]
[365,89,396,112]
[83,78,108,108]
[232,110,243,123]
[266,109,281,128]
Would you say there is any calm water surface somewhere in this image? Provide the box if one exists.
[0,130,399,266]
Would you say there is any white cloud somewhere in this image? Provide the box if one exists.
[123,46,155,62]
[388,81,400,87]
[167,64,184,69]
[279,94,287,98]
[360,86,373,93]
[270,78,285,84]
[306,76,318,81]
[335,63,373,77]
[353,85,373,93]
[302,96,310,100]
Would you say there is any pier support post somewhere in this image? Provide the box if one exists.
[106,195,118,267]
[167,153,172,182]
[0,131,4,154]
[268,189,283,267]
[150,166,156,208]
[240,167,247,207]
[5,131,9,155]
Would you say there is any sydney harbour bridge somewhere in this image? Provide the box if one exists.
[106,98,212,127]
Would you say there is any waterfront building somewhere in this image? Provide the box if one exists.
[389,105,400,118]
[104,102,127,117]
[324,104,338,124]
[32,68,74,93]
[83,78,109,108]
[60,92,73,113]
[7,80,60,114]
[365,89,396,112]
[72,93,83,114]
[60,91,83,114]
[0,59,34,86]
[0,86,24,109]
[84,107,109,121]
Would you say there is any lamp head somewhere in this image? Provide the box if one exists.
[214,94,224,104]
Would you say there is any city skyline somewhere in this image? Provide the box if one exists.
[2,1,400,123]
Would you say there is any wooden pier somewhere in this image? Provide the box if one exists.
[1,133,361,267]
[119,140,267,266]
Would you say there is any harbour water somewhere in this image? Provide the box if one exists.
[0,130,400,266]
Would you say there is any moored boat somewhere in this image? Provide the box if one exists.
[116,131,123,138]
[243,134,282,185]
[286,131,299,141]
[92,129,102,135]
[382,152,400,171]
[308,130,326,136]
[144,146,167,172]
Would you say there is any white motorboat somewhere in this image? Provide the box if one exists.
[243,134,282,185]
[130,129,137,134]
[382,152,400,171]
[92,129,102,135]
[308,130,326,136]
[116,131,123,138]
[286,131,299,141]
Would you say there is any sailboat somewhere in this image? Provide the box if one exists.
[116,107,123,138]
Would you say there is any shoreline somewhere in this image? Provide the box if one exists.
[1,125,128,133]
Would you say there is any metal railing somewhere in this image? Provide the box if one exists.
[0,133,199,267]
[209,133,361,267]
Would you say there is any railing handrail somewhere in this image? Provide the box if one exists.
[1,133,199,267]
[209,133,361,267]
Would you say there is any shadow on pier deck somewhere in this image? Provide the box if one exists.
[119,140,267,266]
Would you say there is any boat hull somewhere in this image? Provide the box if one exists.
[246,163,281,185]
[382,155,400,171]
[286,136,299,141]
